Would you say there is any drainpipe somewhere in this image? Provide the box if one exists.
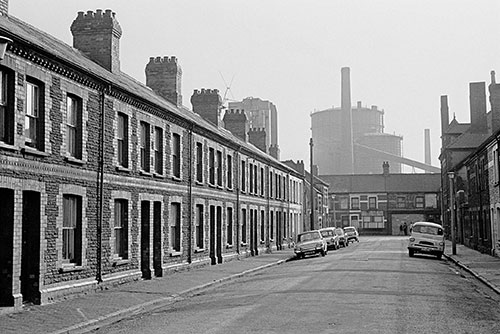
[187,125,194,263]
[96,86,108,283]
[236,147,241,254]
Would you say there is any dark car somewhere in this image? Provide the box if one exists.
[334,228,349,247]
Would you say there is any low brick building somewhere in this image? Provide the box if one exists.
[0,2,304,308]
[320,163,441,235]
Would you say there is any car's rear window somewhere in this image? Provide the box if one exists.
[412,225,443,235]
[334,229,343,235]
[344,227,355,232]
[298,232,319,242]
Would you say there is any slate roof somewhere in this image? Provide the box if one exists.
[319,173,441,194]
[0,13,296,173]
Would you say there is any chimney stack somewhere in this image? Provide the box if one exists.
[440,95,449,135]
[340,67,354,174]
[382,161,390,176]
[223,108,248,141]
[269,144,280,160]
[0,0,8,16]
[191,89,222,126]
[71,9,122,73]
[469,82,487,134]
[248,128,267,154]
[489,70,500,132]
[145,56,183,107]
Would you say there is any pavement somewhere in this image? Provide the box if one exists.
[1,240,500,334]
[443,240,500,295]
[0,248,296,334]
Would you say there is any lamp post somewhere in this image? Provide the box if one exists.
[448,172,457,255]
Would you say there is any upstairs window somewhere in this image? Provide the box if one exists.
[368,196,377,209]
[209,147,215,185]
[397,196,406,208]
[351,197,360,210]
[140,121,150,172]
[154,127,163,174]
[196,142,203,183]
[117,113,129,168]
[217,150,223,187]
[227,154,233,189]
[25,79,44,150]
[0,68,14,145]
[172,133,181,178]
[415,196,424,208]
[66,95,82,159]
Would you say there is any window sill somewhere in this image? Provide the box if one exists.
[217,185,223,189]
[240,242,248,247]
[0,141,18,152]
[260,240,265,244]
[64,156,85,165]
[226,244,233,249]
[112,258,130,267]
[153,173,165,179]
[59,264,85,273]
[21,146,49,157]
[139,170,152,177]
[171,176,182,182]
[116,166,131,173]
[226,187,233,191]
[270,239,274,242]
[194,248,205,253]
[208,183,217,188]
[196,181,204,186]
[169,251,182,257]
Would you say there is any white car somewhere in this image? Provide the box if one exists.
[294,230,328,259]
[319,227,340,250]
[408,222,445,259]
[344,226,359,242]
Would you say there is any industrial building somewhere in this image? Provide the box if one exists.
[311,67,438,175]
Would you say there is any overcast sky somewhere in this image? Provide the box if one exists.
[10,0,500,171]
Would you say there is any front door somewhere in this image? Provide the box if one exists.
[21,191,40,304]
[153,202,162,277]
[141,201,151,279]
[209,206,216,265]
[216,206,222,264]
[0,188,14,306]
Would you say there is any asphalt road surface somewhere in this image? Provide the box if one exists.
[91,236,500,334]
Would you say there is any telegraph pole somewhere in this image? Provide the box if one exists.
[310,138,314,231]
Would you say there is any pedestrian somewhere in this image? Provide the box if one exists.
[403,222,408,236]
[399,224,403,236]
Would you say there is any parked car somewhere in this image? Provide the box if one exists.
[344,226,359,242]
[334,228,349,247]
[294,230,328,259]
[319,228,340,250]
[408,222,445,259]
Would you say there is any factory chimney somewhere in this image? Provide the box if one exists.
[340,67,354,174]
[424,129,431,172]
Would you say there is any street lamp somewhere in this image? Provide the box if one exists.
[448,172,457,255]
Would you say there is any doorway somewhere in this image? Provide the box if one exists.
[21,191,41,304]
[0,188,14,306]
[216,206,222,264]
[141,201,151,279]
[153,201,162,277]
[209,205,216,265]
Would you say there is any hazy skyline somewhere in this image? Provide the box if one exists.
[10,0,500,172]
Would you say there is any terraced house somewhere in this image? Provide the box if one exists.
[0,1,304,309]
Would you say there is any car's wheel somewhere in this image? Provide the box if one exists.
[321,249,326,257]
[409,249,414,257]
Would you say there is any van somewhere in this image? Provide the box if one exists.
[408,222,445,259]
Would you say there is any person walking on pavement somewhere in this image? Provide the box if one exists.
[403,222,408,236]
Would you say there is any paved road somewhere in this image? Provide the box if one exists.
[92,236,500,334]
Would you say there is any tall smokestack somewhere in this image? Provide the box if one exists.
[440,95,449,135]
[340,67,354,174]
[469,82,487,134]
[424,129,431,172]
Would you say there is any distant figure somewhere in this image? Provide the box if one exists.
[409,222,413,234]
[403,222,408,236]
[399,224,403,236]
